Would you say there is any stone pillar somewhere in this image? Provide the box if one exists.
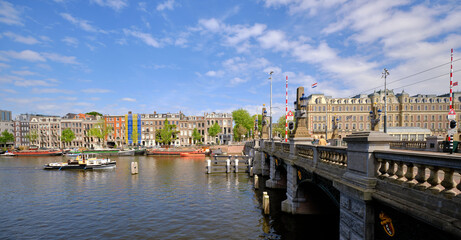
[334,131,396,240]
[261,152,270,177]
[281,164,297,213]
[426,136,443,152]
[265,156,287,189]
[253,150,262,175]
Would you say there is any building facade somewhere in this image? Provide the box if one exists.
[13,114,31,148]
[305,90,459,140]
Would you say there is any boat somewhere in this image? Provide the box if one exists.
[1,151,16,157]
[147,149,194,156]
[44,153,116,170]
[118,149,135,156]
[134,149,146,155]
[12,150,62,156]
[180,149,206,158]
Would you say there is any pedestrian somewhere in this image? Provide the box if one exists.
[318,135,327,146]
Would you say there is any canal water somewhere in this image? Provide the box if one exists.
[0,155,338,239]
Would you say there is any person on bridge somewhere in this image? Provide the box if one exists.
[318,135,327,146]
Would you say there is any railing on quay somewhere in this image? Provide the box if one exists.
[206,155,253,174]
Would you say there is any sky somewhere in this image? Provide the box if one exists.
[1,0,461,120]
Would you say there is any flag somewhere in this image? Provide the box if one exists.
[454,82,458,87]
[312,83,317,88]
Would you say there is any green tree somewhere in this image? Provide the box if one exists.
[192,128,202,144]
[155,118,179,146]
[25,130,38,144]
[233,124,248,142]
[88,118,113,148]
[208,122,221,144]
[232,109,253,130]
[61,128,76,146]
[86,111,103,117]
[0,130,14,146]
[274,116,287,137]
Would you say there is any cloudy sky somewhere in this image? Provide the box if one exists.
[0,0,460,119]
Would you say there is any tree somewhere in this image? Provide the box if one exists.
[232,109,253,141]
[233,124,248,142]
[88,118,113,148]
[155,118,179,146]
[86,111,103,117]
[208,122,221,144]
[192,128,202,144]
[25,130,38,144]
[61,128,75,146]
[274,116,287,138]
[0,130,14,146]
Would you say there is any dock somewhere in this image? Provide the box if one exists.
[206,155,253,174]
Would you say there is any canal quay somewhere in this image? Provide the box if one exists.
[0,155,338,240]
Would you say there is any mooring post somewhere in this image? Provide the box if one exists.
[206,159,211,174]
[248,157,252,167]
[131,162,138,175]
[254,175,259,189]
[226,159,230,173]
[250,166,254,177]
[234,157,239,173]
[263,191,270,215]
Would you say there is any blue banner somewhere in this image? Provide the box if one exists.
[137,114,141,143]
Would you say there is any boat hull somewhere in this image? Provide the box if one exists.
[44,162,116,170]
[13,151,62,156]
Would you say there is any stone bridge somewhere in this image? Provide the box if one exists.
[244,132,461,240]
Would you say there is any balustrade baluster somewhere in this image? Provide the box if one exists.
[386,160,396,180]
[395,161,405,183]
[403,163,416,187]
[427,166,441,194]
[440,168,456,198]
[414,164,427,190]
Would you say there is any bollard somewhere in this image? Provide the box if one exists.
[234,158,239,173]
[226,159,230,173]
[131,162,138,175]
[207,159,211,174]
[263,192,270,215]
[250,166,253,177]
[254,175,259,189]
[248,158,252,167]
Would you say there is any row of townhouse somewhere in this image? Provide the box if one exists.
[5,111,233,149]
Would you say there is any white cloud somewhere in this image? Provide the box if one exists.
[157,0,175,11]
[0,50,46,62]
[31,88,74,94]
[1,88,16,93]
[123,29,161,48]
[41,52,78,65]
[82,88,111,93]
[205,70,224,77]
[263,0,347,15]
[60,13,105,33]
[91,0,128,11]
[121,97,136,102]
[3,32,39,44]
[11,70,36,76]
[62,37,79,47]
[14,79,56,87]
[230,77,247,85]
[0,0,23,25]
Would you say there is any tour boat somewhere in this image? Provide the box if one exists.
[13,150,63,156]
[44,153,116,170]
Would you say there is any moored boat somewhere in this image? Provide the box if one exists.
[180,149,206,158]
[13,150,62,156]
[44,153,116,170]
[1,151,16,157]
[118,149,135,156]
[147,149,194,156]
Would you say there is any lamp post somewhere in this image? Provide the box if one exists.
[370,103,382,131]
[382,68,389,133]
[269,71,274,140]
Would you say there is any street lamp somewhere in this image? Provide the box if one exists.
[269,71,274,140]
[382,68,389,133]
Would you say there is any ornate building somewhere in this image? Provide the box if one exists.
[305,90,458,140]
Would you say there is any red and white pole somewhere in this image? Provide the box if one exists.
[450,48,454,110]
[285,76,288,142]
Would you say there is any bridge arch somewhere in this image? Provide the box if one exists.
[293,179,339,215]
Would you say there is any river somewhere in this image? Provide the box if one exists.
[0,155,338,239]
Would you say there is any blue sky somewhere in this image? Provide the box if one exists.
[1,0,460,120]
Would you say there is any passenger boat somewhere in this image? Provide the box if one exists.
[1,151,16,157]
[13,150,62,156]
[44,153,116,170]
[118,149,135,156]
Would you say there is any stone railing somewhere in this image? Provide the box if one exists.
[296,144,314,161]
[374,150,461,199]
[317,146,348,167]
[282,142,290,153]
[274,142,282,152]
[390,141,426,150]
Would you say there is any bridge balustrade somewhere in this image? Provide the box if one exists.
[375,150,461,198]
[318,146,348,167]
